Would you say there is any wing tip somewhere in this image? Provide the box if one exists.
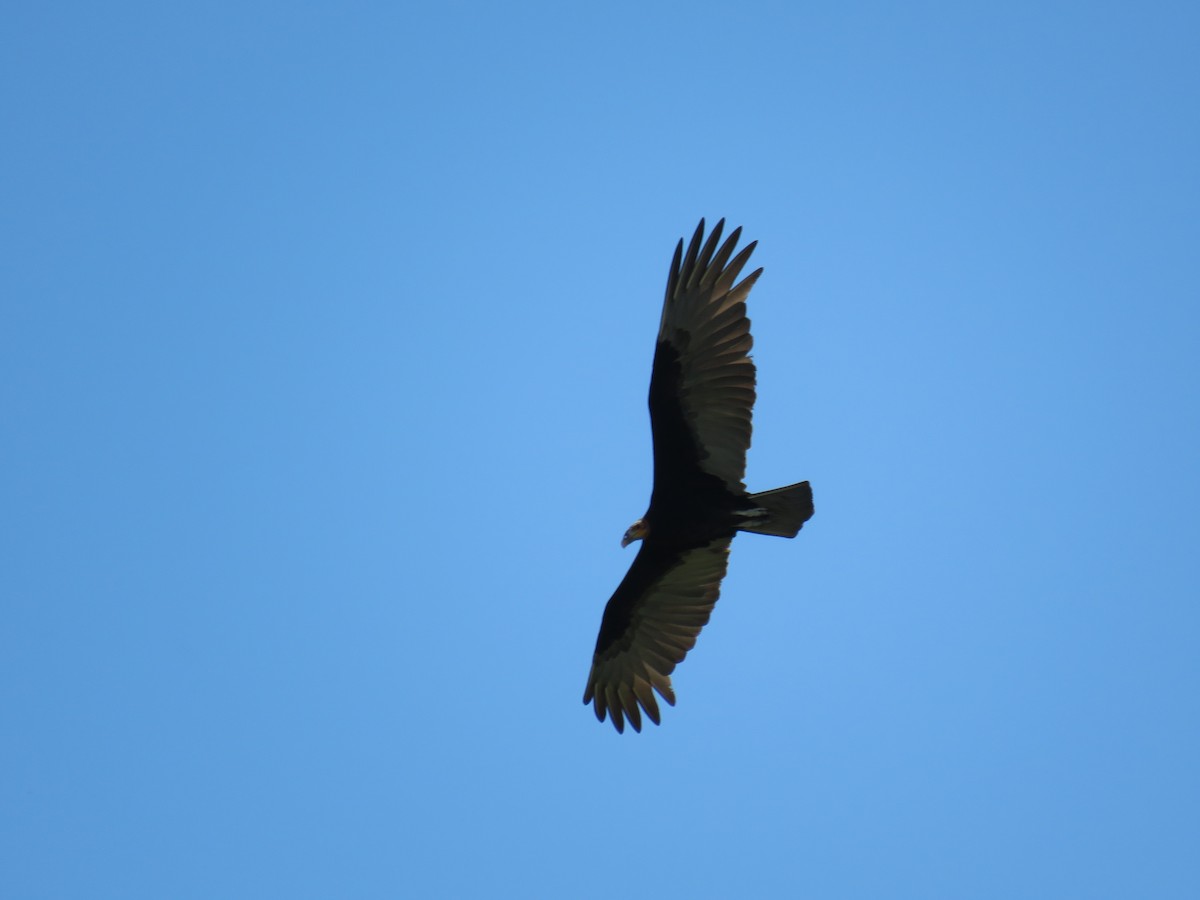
[584,673,675,734]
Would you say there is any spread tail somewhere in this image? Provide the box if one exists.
[738,481,814,538]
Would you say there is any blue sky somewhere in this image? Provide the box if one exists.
[3,2,1198,897]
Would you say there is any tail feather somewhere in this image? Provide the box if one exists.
[739,481,814,538]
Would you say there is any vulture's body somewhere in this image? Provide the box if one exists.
[583,219,814,733]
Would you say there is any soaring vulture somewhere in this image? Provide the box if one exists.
[583,219,814,733]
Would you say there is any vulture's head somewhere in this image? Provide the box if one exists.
[621,518,648,548]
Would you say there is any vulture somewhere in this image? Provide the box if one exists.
[583,219,814,733]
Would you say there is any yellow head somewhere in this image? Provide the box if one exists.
[621,518,649,548]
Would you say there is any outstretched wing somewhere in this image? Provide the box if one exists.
[650,219,761,496]
[583,538,732,733]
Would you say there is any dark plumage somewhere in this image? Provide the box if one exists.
[583,219,814,733]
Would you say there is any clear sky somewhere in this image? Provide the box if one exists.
[3,2,1198,898]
